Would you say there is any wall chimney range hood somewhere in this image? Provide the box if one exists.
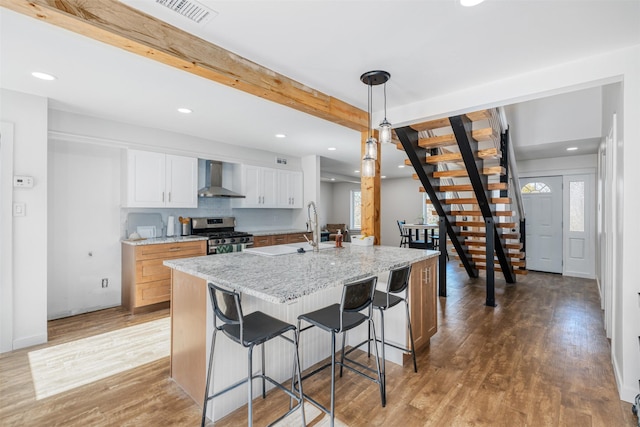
[198,160,245,198]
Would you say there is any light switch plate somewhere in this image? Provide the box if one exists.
[13,202,26,217]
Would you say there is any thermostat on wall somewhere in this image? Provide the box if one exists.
[13,176,34,188]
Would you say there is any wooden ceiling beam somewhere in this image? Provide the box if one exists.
[2,0,368,132]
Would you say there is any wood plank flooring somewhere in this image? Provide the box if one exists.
[0,263,636,426]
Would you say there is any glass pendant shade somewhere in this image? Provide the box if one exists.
[379,118,392,144]
[364,137,377,160]
[361,157,375,177]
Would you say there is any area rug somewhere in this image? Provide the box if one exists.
[27,317,170,400]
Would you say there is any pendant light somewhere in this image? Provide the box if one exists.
[379,81,392,144]
[360,70,391,178]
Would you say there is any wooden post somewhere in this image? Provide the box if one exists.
[360,130,381,244]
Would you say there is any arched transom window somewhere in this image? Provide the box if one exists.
[521,182,551,194]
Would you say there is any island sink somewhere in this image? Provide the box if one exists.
[244,242,334,256]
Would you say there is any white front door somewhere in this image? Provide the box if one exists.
[521,176,563,273]
[563,174,595,278]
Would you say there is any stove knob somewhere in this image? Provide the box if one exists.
[213,239,220,244]
[229,238,236,243]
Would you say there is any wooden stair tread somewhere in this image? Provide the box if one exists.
[467,249,525,258]
[440,197,512,205]
[449,252,527,267]
[425,147,500,164]
[434,182,508,192]
[465,240,523,249]
[410,117,451,132]
[454,221,516,228]
[449,210,514,217]
[452,254,526,266]
[418,128,497,149]
[467,264,528,275]
[460,231,519,239]
[432,166,506,178]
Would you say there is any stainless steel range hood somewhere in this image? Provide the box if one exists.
[198,160,245,198]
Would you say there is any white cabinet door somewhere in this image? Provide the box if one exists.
[166,154,197,208]
[127,150,166,207]
[261,167,278,207]
[126,150,197,208]
[277,170,303,208]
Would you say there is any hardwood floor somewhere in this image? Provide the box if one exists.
[0,263,636,426]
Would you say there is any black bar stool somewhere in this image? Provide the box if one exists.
[296,276,383,427]
[362,265,417,403]
[201,283,305,427]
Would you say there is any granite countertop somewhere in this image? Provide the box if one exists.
[164,244,439,304]
[244,229,309,237]
[121,235,208,246]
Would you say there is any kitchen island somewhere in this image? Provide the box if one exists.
[164,243,439,422]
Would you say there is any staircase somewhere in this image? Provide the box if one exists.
[394,108,526,307]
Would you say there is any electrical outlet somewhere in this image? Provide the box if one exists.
[101,278,109,288]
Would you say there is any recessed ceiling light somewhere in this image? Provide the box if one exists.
[328,147,337,151]
[566,147,578,151]
[460,0,485,7]
[330,178,335,181]
[31,71,56,81]
[381,176,387,179]
[398,165,405,168]
[177,107,192,114]
[275,134,286,138]
[354,170,360,174]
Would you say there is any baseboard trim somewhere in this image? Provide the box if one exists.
[13,333,47,350]
[612,353,640,403]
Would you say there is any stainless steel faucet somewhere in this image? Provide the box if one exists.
[305,201,320,252]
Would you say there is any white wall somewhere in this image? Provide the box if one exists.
[48,140,122,319]
[328,182,360,231]
[319,181,334,228]
[0,121,15,352]
[380,177,424,247]
[390,44,640,402]
[0,89,49,350]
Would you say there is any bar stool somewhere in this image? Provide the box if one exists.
[296,276,384,427]
[365,265,417,403]
[201,283,305,427]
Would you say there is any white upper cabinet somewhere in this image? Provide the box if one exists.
[233,165,303,209]
[125,150,197,208]
[277,170,303,208]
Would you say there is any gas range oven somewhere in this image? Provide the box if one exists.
[190,217,253,255]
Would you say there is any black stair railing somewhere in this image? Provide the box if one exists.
[395,126,477,298]
[449,115,516,298]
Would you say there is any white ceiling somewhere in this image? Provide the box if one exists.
[1,1,639,181]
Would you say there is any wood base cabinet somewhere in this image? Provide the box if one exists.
[122,240,206,313]
[251,232,312,248]
[408,256,438,354]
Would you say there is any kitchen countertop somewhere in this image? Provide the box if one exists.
[240,228,309,236]
[121,235,208,246]
[164,243,439,304]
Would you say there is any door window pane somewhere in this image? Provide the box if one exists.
[350,190,361,229]
[569,181,585,232]
[521,182,551,193]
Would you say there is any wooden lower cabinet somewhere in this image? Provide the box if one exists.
[408,256,438,354]
[251,232,312,248]
[122,240,206,313]
[286,232,312,244]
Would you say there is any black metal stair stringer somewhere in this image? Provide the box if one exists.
[449,115,516,286]
[395,125,478,286]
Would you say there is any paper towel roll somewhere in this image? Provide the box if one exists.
[167,216,175,237]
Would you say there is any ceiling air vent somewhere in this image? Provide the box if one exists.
[155,0,217,24]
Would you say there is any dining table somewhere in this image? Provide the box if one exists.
[402,223,439,243]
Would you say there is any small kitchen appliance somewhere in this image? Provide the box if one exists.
[190,217,253,255]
